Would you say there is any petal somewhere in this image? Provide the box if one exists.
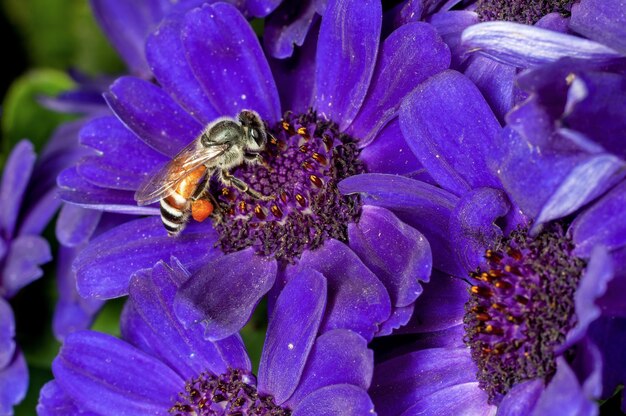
[247,0,282,17]
[0,299,15,368]
[531,358,598,416]
[570,0,626,55]
[348,205,431,307]
[400,272,468,334]
[294,239,391,341]
[588,317,626,401]
[448,187,510,272]
[52,331,184,415]
[339,173,462,276]
[74,216,220,299]
[370,347,479,416]
[461,22,624,68]
[314,0,381,130]
[37,381,97,416]
[105,76,203,157]
[146,18,220,125]
[1,235,51,297]
[596,247,626,317]
[498,127,625,227]
[124,260,250,380]
[376,304,415,337]
[292,384,375,416]
[174,248,277,340]
[264,0,319,59]
[429,10,479,68]
[181,3,281,122]
[78,115,168,191]
[497,379,544,416]
[561,246,613,351]
[359,118,424,177]
[288,329,373,408]
[349,22,451,145]
[0,350,28,415]
[270,20,319,114]
[57,166,158,215]
[400,70,502,196]
[55,204,103,247]
[572,179,626,256]
[16,188,62,237]
[464,55,516,123]
[399,382,494,416]
[89,0,163,77]
[258,268,327,404]
[0,140,35,237]
[53,246,104,341]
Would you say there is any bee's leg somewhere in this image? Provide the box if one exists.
[221,169,274,201]
[245,153,273,172]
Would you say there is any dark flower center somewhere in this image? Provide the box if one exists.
[212,110,365,262]
[476,0,575,25]
[463,224,585,404]
[170,368,291,415]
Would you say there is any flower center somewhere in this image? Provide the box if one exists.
[463,224,585,404]
[475,0,575,25]
[170,368,291,415]
[212,110,365,262]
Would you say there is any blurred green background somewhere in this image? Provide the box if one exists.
[0,1,268,414]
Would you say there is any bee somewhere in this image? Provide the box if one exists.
[135,110,274,236]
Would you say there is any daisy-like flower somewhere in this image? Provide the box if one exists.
[61,0,451,341]
[0,138,71,413]
[38,258,375,415]
[340,69,626,414]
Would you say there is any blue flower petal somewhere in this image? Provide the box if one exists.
[429,10,479,68]
[0,299,15,368]
[348,22,451,145]
[462,22,624,68]
[0,350,28,415]
[52,331,184,415]
[464,55,516,123]
[105,76,203,157]
[497,379,544,416]
[264,0,319,58]
[287,329,373,408]
[399,382,494,416]
[181,3,281,122]
[2,235,51,298]
[348,205,431,308]
[55,204,102,247]
[174,248,277,340]
[292,384,375,416]
[570,0,626,55]
[74,216,220,299]
[258,268,326,404]
[400,70,503,197]
[37,381,97,416]
[314,0,381,130]
[146,18,221,125]
[292,239,391,341]
[339,173,462,276]
[0,140,35,238]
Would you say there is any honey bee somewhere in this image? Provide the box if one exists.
[135,110,274,236]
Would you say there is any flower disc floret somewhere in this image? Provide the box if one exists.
[476,0,575,24]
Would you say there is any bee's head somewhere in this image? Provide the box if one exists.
[238,110,266,152]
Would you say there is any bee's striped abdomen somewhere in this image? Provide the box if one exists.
[160,192,189,236]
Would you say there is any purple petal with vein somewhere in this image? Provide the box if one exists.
[0,140,35,238]
[1,235,51,298]
[292,384,375,416]
[348,205,431,307]
[258,268,326,404]
[74,216,220,299]
[570,0,626,55]
[181,3,281,122]
[105,76,202,157]
[0,299,15,368]
[264,0,319,58]
[314,0,381,130]
[293,239,390,341]
[400,70,502,196]
[174,248,277,340]
[462,22,624,68]
[52,331,184,415]
[287,329,373,407]
[0,350,28,415]
[349,22,451,145]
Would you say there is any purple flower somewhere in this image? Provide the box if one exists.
[60,0,452,341]
[38,258,374,415]
[341,69,626,413]
[0,140,62,413]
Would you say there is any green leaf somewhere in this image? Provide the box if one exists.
[2,0,125,74]
[1,69,76,157]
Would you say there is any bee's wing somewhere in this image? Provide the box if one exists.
[134,140,229,206]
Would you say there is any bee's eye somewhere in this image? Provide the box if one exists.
[250,128,263,146]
